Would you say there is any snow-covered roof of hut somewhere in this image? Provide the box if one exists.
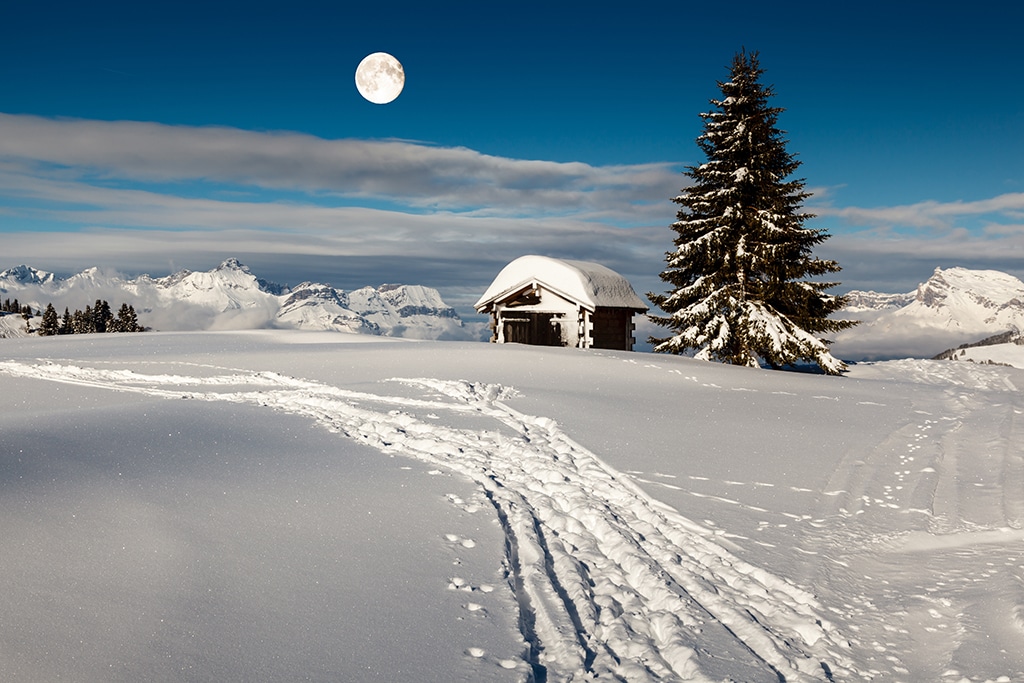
[475,255,648,312]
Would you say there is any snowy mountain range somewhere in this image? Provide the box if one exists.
[833,266,1024,360]
[7,260,1024,361]
[0,258,476,340]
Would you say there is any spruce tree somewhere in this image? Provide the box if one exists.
[38,303,60,336]
[123,304,142,332]
[92,299,113,333]
[78,305,94,334]
[648,50,855,374]
[112,303,128,332]
[59,307,73,335]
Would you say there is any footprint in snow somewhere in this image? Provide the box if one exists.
[465,648,522,672]
[445,493,483,514]
[445,533,476,548]
[448,577,494,593]
[464,602,487,616]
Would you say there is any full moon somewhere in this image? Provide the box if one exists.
[355,52,405,104]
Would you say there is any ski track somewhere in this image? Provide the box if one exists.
[804,359,1024,682]
[0,359,852,682]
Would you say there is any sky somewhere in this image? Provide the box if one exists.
[1,0,1022,317]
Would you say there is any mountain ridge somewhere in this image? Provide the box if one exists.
[833,266,1024,360]
[0,258,476,340]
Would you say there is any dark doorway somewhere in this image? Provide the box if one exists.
[503,313,563,346]
[590,308,632,350]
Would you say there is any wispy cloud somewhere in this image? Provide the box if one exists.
[814,193,1024,231]
[0,113,682,303]
[2,112,1022,309]
[0,113,682,222]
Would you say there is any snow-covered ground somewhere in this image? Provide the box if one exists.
[945,342,1024,370]
[2,331,1023,682]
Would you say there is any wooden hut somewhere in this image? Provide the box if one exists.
[474,255,648,351]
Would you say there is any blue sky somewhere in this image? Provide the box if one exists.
[2,0,1022,314]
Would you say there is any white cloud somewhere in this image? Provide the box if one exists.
[3,112,1023,320]
[0,113,682,221]
[0,113,681,309]
[814,192,1024,231]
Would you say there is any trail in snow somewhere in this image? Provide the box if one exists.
[802,359,1024,682]
[0,359,852,682]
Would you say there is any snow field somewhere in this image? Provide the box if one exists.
[2,331,1024,681]
[0,357,848,680]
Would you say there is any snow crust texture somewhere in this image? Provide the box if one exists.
[3,334,1024,681]
[1,356,850,682]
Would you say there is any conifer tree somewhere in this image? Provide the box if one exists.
[78,305,94,334]
[112,303,127,332]
[114,303,142,332]
[38,303,60,336]
[92,299,113,333]
[648,50,855,374]
[59,307,73,335]
[128,305,142,332]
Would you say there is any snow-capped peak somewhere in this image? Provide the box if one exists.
[0,258,475,340]
[840,289,915,313]
[913,266,1024,314]
[215,257,251,273]
[155,261,275,311]
[834,266,1024,360]
[0,265,55,287]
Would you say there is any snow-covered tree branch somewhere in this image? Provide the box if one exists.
[648,50,856,374]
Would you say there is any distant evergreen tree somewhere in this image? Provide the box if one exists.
[75,306,93,334]
[5,296,144,338]
[92,299,113,333]
[38,303,60,336]
[648,50,856,374]
[127,305,142,332]
[59,307,73,335]
[113,303,142,332]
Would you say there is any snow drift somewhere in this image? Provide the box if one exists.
[2,331,1023,681]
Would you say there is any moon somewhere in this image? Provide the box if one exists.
[355,52,405,104]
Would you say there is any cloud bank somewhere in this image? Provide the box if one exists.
[2,113,1022,320]
[0,113,679,221]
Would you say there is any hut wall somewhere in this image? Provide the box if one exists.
[493,289,579,346]
[590,307,636,350]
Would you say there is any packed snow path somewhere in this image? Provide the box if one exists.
[801,359,1024,681]
[0,358,853,682]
